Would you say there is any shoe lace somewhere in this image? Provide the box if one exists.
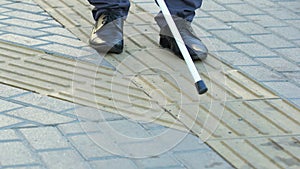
[93,10,119,34]
[101,10,119,25]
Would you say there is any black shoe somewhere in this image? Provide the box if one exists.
[155,14,208,61]
[89,10,124,54]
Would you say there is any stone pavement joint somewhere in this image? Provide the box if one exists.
[0,79,233,169]
[0,0,299,168]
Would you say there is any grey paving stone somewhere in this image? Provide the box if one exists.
[146,127,207,152]
[209,10,247,23]
[283,72,300,85]
[13,93,75,112]
[202,37,234,52]
[39,150,90,169]
[68,134,113,160]
[20,127,70,150]
[234,43,277,57]
[0,18,49,29]
[216,51,259,66]
[58,122,86,135]
[246,15,287,28]
[135,154,181,169]
[290,99,300,108]
[202,1,226,11]
[268,26,300,40]
[0,99,22,112]
[72,106,124,122]
[0,129,19,140]
[134,2,160,14]
[190,24,212,38]
[278,1,300,13]
[72,126,128,157]
[162,166,186,169]
[139,121,168,132]
[226,3,264,15]
[194,10,211,19]
[251,34,295,49]
[40,27,78,38]
[58,122,104,135]
[7,107,74,125]
[210,29,253,43]
[18,0,37,5]
[0,6,11,13]
[174,149,233,169]
[9,166,43,169]
[245,0,275,9]
[229,22,270,35]
[41,19,64,27]
[119,139,168,158]
[256,57,300,72]
[2,2,44,13]
[286,19,300,29]
[0,26,47,37]
[294,39,300,46]
[0,0,11,6]
[0,142,38,166]
[172,134,210,152]
[276,48,300,63]
[0,114,23,128]
[99,120,150,139]
[90,158,138,169]
[0,34,48,46]
[213,0,244,5]
[3,10,50,21]
[39,35,86,47]
[193,17,231,31]
[238,66,286,81]
[264,8,299,20]
[263,81,300,99]
[0,15,9,20]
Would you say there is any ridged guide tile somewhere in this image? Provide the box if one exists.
[5,0,299,168]
[208,136,300,169]
[0,40,187,131]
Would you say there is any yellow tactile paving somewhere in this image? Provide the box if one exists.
[208,136,300,169]
[0,0,297,168]
[0,40,188,131]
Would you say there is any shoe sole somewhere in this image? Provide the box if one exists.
[108,44,123,54]
[89,41,123,54]
[159,35,204,61]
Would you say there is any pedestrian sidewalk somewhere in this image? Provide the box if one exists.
[0,0,299,169]
[135,0,300,108]
[0,0,233,169]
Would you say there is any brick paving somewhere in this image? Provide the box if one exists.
[116,0,300,107]
[0,85,232,169]
[0,0,299,168]
[0,1,234,169]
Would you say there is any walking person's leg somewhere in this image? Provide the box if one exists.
[155,0,208,60]
[88,0,130,20]
[88,0,130,54]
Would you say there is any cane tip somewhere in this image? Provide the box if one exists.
[195,80,208,95]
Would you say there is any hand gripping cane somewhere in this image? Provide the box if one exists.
[156,0,208,94]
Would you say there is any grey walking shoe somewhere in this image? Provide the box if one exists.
[89,10,124,54]
[155,14,208,61]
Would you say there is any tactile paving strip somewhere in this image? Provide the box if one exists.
[0,0,297,168]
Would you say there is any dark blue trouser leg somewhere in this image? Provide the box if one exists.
[88,0,130,20]
[88,0,203,21]
[159,0,203,22]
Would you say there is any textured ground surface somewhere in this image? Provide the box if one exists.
[0,0,299,168]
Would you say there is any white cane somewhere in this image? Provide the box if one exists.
[156,0,208,94]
